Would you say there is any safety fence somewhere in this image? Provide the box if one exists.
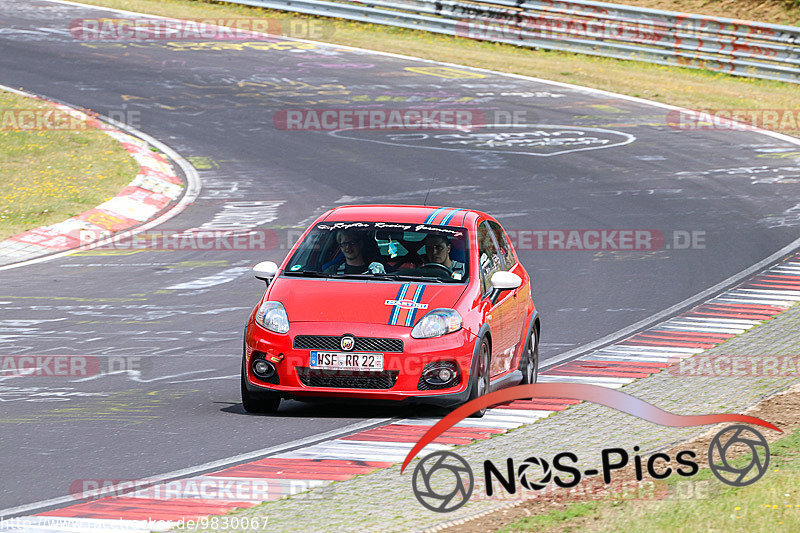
[221,0,800,83]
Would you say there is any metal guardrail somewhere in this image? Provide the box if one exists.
[221,0,800,84]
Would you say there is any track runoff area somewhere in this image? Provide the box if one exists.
[1,0,800,529]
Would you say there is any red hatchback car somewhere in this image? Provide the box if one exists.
[241,205,539,416]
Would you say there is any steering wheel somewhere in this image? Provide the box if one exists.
[424,262,453,274]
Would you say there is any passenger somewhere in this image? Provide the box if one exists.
[329,229,385,274]
[423,234,464,275]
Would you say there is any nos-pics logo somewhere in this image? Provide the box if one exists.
[412,424,770,512]
[401,384,779,514]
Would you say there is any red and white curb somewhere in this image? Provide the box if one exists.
[542,252,800,387]
[0,88,189,268]
[6,253,798,531]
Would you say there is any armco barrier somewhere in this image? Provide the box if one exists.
[220,0,800,83]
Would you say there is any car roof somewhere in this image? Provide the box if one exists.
[320,205,484,227]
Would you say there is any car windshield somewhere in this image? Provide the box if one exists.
[283,221,469,282]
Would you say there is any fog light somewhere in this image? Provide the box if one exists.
[252,359,276,379]
[422,361,459,387]
[437,368,454,382]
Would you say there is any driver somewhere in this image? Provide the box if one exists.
[423,234,464,276]
[329,229,385,274]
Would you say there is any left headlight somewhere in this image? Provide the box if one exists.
[411,308,462,339]
[255,301,289,334]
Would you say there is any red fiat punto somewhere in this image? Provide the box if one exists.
[241,205,539,416]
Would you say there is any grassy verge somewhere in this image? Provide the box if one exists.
[72,0,800,137]
[0,91,139,240]
[501,426,800,532]
[615,0,800,26]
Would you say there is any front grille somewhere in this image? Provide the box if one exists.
[296,367,399,389]
[293,335,403,353]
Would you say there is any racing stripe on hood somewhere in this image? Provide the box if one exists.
[387,283,410,325]
[404,284,426,327]
[394,284,415,327]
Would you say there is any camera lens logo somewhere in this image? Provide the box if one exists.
[412,451,474,512]
[708,425,770,487]
[517,456,552,490]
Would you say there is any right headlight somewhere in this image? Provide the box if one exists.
[411,309,462,339]
[255,301,289,334]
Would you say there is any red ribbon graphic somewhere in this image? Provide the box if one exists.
[400,383,781,473]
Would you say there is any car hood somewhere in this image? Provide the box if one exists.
[267,277,468,326]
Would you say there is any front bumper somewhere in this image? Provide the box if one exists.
[243,320,478,406]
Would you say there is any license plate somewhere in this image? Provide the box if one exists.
[309,351,384,372]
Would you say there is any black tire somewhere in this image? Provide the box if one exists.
[467,337,491,418]
[241,357,281,414]
[519,327,539,386]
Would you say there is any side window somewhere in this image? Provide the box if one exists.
[488,221,516,270]
[478,221,503,294]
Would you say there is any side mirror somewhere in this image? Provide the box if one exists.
[253,261,279,284]
[489,271,522,304]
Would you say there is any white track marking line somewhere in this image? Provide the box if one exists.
[711,297,794,306]
[598,345,705,354]
[482,410,552,423]
[165,267,251,290]
[736,288,800,297]
[676,317,763,325]
[586,353,679,363]
[168,374,238,383]
[725,291,800,301]
[657,323,747,334]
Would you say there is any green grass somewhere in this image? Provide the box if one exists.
[503,426,800,532]
[0,91,138,240]
[498,501,601,532]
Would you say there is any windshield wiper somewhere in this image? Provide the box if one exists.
[370,273,446,283]
[283,270,328,278]
[326,273,389,281]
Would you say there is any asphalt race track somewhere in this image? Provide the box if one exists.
[2,0,800,512]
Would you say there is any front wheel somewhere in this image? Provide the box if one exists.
[519,327,538,385]
[466,337,491,418]
[241,358,281,414]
